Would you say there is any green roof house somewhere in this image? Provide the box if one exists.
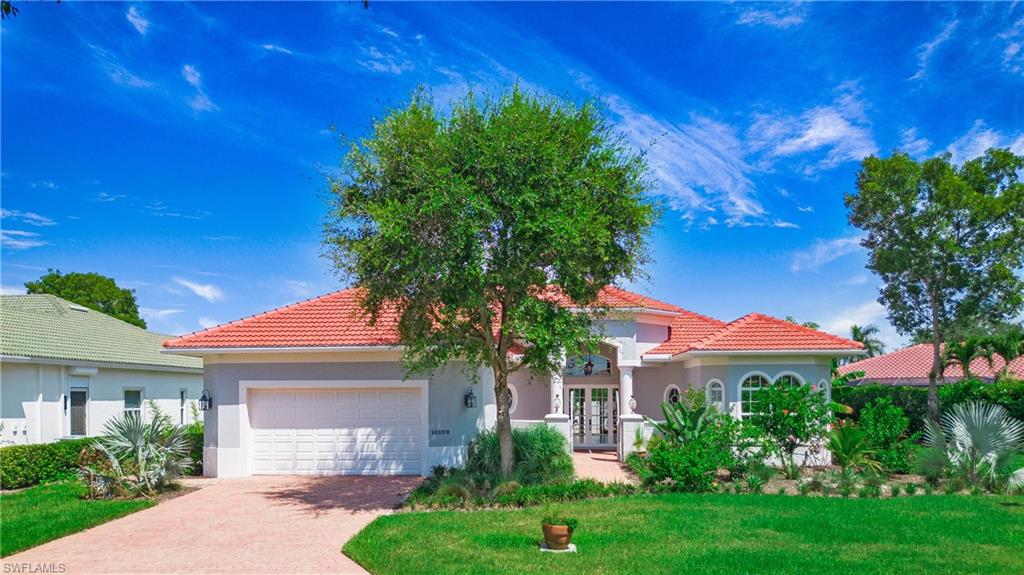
[1,294,202,445]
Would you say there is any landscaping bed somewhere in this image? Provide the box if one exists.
[345,493,1024,575]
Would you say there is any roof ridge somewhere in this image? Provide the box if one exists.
[749,313,864,348]
[164,288,357,347]
[691,312,760,349]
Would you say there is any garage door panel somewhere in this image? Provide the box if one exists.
[248,387,421,476]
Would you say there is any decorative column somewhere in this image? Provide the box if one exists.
[544,351,571,454]
[618,365,644,461]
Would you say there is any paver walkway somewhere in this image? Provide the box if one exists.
[573,449,637,483]
[2,475,419,574]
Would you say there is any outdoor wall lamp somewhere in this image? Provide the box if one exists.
[464,386,476,409]
[628,396,637,411]
[553,394,561,413]
[198,389,213,411]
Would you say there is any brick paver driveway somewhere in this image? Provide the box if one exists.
[2,475,420,574]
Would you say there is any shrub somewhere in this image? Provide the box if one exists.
[489,479,636,507]
[890,484,901,497]
[747,383,831,479]
[0,438,97,489]
[466,425,573,486]
[858,397,920,473]
[905,483,918,495]
[631,401,742,492]
[745,474,765,493]
[185,422,204,476]
[923,401,1024,493]
[827,423,881,473]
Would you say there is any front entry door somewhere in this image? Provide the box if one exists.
[70,389,88,436]
[568,387,618,449]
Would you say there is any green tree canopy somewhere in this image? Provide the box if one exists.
[846,148,1024,420]
[25,270,147,329]
[849,324,885,358]
[323,86,656,476]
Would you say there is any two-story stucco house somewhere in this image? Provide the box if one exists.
[163,286,862,477]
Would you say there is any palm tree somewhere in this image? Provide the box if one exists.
[987,326,1024,380]
[849,324,885,358]
[943,335,993,381]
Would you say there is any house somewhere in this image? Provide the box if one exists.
[837,343,1024,386]
[164,286,862,478]
[0,294,203,445]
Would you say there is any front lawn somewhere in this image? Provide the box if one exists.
[345,493,1024,575]
[0,482,154,556]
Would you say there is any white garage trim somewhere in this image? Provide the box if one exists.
[238,379,428,477]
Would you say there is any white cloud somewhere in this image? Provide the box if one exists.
[93,192,126,202]
[797,205,815,213]
[1,209,56,227]
[89,44,154,89]
[140,307,183,321]
[998,17,1024,75]
[1,285,27,295]
[29,180,58,189]
[198,317,221,329]
[899,127,930,157]
[181,65,218,112]
[261,43,295,55]
[772,219,800,229]
[736,7,806,29]
[946,119,1024,163]
[173,277,224,302]
[747,83,877,172]
[910,20,958,80]
[840,273,871,286]
[126,6,149,35]
[145,200,211,220]
[823,301,886,339]
[380,26,399,38]
[1,230,47,250]
[358,45,413,75]
[202,235,240,241]
[790,235,864,272]
[284,279,315,298]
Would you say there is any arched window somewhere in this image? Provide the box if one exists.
[564,354,612,377]
[773,373,805,387]
[739,373,770,419]
[500,384,519,414]
[818,378,831,403]
[705,379,725,412]
[664,385,681,404]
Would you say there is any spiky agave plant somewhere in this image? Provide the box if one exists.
[81,412,192,498]
[923,401,1024,492]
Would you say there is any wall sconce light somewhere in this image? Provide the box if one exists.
[628,396,637,412]
[464,386,476,409]
[553,394,561,413]
[198,389,213,411]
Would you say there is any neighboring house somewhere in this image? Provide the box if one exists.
[837,343,1024,386]
[164,286,862,478]
[0,295,203,445]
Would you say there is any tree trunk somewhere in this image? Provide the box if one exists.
[493,368,515,478]
[928,331,942,422]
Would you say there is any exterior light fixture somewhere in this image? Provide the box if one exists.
[553,394,561,413]
[198,389,213,411]
[464,386,476,409]
[628,396,637,412]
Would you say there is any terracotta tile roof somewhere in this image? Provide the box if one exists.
[537,285,684,313]
[645,313,864,357]
[837,343,1024,385]
[642,313,727,356]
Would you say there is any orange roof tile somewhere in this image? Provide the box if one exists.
[837,343,1024,385]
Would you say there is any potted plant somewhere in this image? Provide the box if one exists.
[540,514,578,550]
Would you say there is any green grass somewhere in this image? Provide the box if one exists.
[0,482,154,556]
[345,494,1024,575]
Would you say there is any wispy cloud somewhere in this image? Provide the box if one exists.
[181,64,217,112]
[910,20,958,81]
[358,45,413,74]
[1,285,28,295]
[772,219,800,229]
[201,235,241,241]
[797,205,815,213]
[140,307,184,321]
[93,192,127,202]
[736,6,806,29]
[790,235,864,272]
[380,26,400,38]
[89,44,154,89]
[747,82,877,173]
[145,199,212,220]
[261,43,295,55]
[283,278,315,298]
[946,119,1024,163]
[126,6,149,36]
[198,317,221,329]
[822,301,886,339]
[29,180,58,190]
[899,127,930,157]
[1000,17,1024,75]
[173,277,225,302]
[1,209,56,227]
[1,230,47,250]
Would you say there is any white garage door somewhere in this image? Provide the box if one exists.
[249,388,422,475]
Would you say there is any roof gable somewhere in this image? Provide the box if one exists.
[838,343,1024,383]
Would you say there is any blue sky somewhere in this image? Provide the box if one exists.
[3,2,1023,349]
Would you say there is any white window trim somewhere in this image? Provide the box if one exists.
[123,387,145,417]
[504,383,519,414]
[705,379,725,411]
[663,384,681,404]
[179,388,189,425]
[818,378,831,403]
[737,371,771,420]
[772,371,806,386]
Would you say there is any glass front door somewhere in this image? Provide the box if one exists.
[568,386,617,448]
[70,389,88,436]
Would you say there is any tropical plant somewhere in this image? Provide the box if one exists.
[846,149,1024,421]
[323,86,656,477]
[986,325,1024,380]
[943,335,993,380]
[827,423,882,473]
[850,324,885,358]
[79,412,192,498]
[465,425,573,487]
[859,397,920,473]
[747,382,832,479]
[922,401,1024,493]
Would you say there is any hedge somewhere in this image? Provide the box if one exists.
[186,423,204,476]
[834,378,1024,433]
[0,438,97,490]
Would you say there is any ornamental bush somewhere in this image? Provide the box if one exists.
[0,438,97,489]
[747,383,832,479]
[858,397,920,473]
[466,424,573,486]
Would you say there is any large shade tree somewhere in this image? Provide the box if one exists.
[25,270,147,328]
[846,149,1024,420]
[323,87,656,476]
